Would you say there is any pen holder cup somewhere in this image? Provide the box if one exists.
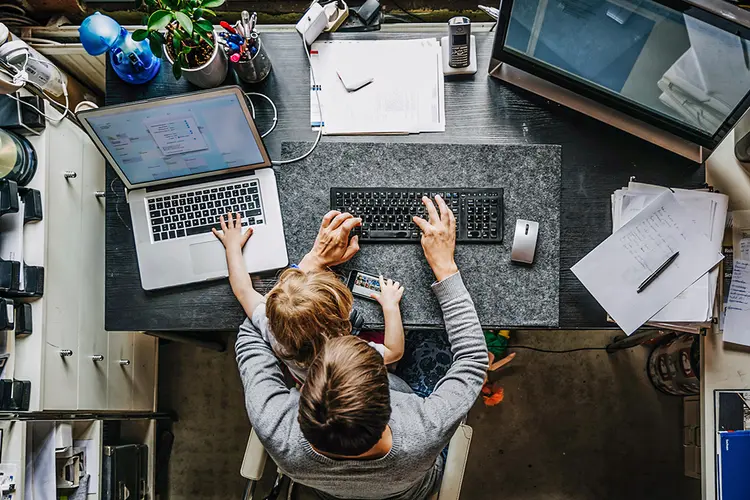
[232,37,272,83]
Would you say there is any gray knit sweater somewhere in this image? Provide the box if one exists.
[235,272,489,500]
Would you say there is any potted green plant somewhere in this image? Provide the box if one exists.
[133,0,228,88]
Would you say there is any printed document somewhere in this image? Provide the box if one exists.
[573,191,723,335]
[723,259,750,347]
[611,182,727,323]
[309,39,445,135]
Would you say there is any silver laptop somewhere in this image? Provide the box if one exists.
[78,86,288,290]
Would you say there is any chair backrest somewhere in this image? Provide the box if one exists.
[241,423,474,500]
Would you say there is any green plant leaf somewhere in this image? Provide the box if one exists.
[193,8,203,18]
[195,19,212,32]
[132,29,149,41]
[196,29,213,48]
[174,11,193,35]
[172,61,182,79]
[201,0,225,7]
[201,8,216,17]
[178,52,189,67]
[147,10,172,30]
[147,35,163,58]
[171,31,182,53]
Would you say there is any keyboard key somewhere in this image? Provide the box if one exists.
[154,233,161,241]
[161,232,168,240]
[152,217,163,226]
[169,230,176,239]
[186,222,222,236]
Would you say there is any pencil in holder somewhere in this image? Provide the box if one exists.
[233,35,272,83]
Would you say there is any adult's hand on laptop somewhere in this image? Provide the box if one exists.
[413,195,458,282]
[299,211,361,272]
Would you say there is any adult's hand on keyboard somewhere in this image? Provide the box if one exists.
[413,195,458,282]
[212,212,254,250]
[299,211,362,272]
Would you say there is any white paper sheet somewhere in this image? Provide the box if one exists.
[27,423,55,500]
[612,183,727,323]
[724,259,750,347]
[309,39,445,135]
[741,238,750,261]
[73,439,99,494]
[573,191,724,335]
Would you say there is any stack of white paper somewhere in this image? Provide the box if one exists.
[610,182,728,329]
[572,188,726,335]
[309,39,445,135]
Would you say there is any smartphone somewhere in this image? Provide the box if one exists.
[347,269,382,300]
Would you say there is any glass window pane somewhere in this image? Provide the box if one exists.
[503,0,750,136]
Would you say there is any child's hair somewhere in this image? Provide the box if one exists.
[266,268,353,369]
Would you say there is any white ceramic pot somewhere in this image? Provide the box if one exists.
[166,31,228,88]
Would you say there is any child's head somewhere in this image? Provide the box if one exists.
[266,268,353,369]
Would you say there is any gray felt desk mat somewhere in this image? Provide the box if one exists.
[277,142,561,328]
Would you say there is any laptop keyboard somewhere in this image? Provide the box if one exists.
[148,180,264,242]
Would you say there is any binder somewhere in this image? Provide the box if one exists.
[102,444,148,500]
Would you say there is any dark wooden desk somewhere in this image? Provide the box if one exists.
[104,27,704,332]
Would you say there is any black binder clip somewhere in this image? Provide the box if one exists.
[14,302,31,337]
[0,259,20,294]
[19,188,42,223]
[0,179,18,216]
[21,265,43,297]
[4,264,44,298]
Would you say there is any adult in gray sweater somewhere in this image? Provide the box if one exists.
[235,195,489,499]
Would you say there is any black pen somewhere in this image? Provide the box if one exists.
[637,251,679,294]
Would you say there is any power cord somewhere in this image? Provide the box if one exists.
[242,34,323,166]
[390,1,426,22]
[270,34,323,166]
[0,51,70,131]
[509,345,612,354]
[244,91,278,138]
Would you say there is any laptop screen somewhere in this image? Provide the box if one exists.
[80,88,270,189]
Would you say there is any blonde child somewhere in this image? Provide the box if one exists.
[213,212,404,381]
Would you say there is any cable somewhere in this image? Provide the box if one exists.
[271,34,323,166]
[0,52,70,125]
[390,1,426,22]
[507,344,639,354]
[244,91,278,138]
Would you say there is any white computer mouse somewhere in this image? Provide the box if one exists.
[510,219,539,264]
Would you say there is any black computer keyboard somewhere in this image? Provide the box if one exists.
[330,187,503,243]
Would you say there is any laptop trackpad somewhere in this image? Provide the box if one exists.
[189,241,227,275]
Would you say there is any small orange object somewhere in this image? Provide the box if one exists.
[481,383,504,406]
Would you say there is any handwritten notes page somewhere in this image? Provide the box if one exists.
[613,183,727,323]
[724,259,750,347]
[572,191,723,335]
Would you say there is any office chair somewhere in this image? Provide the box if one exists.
[240,424,473,500]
